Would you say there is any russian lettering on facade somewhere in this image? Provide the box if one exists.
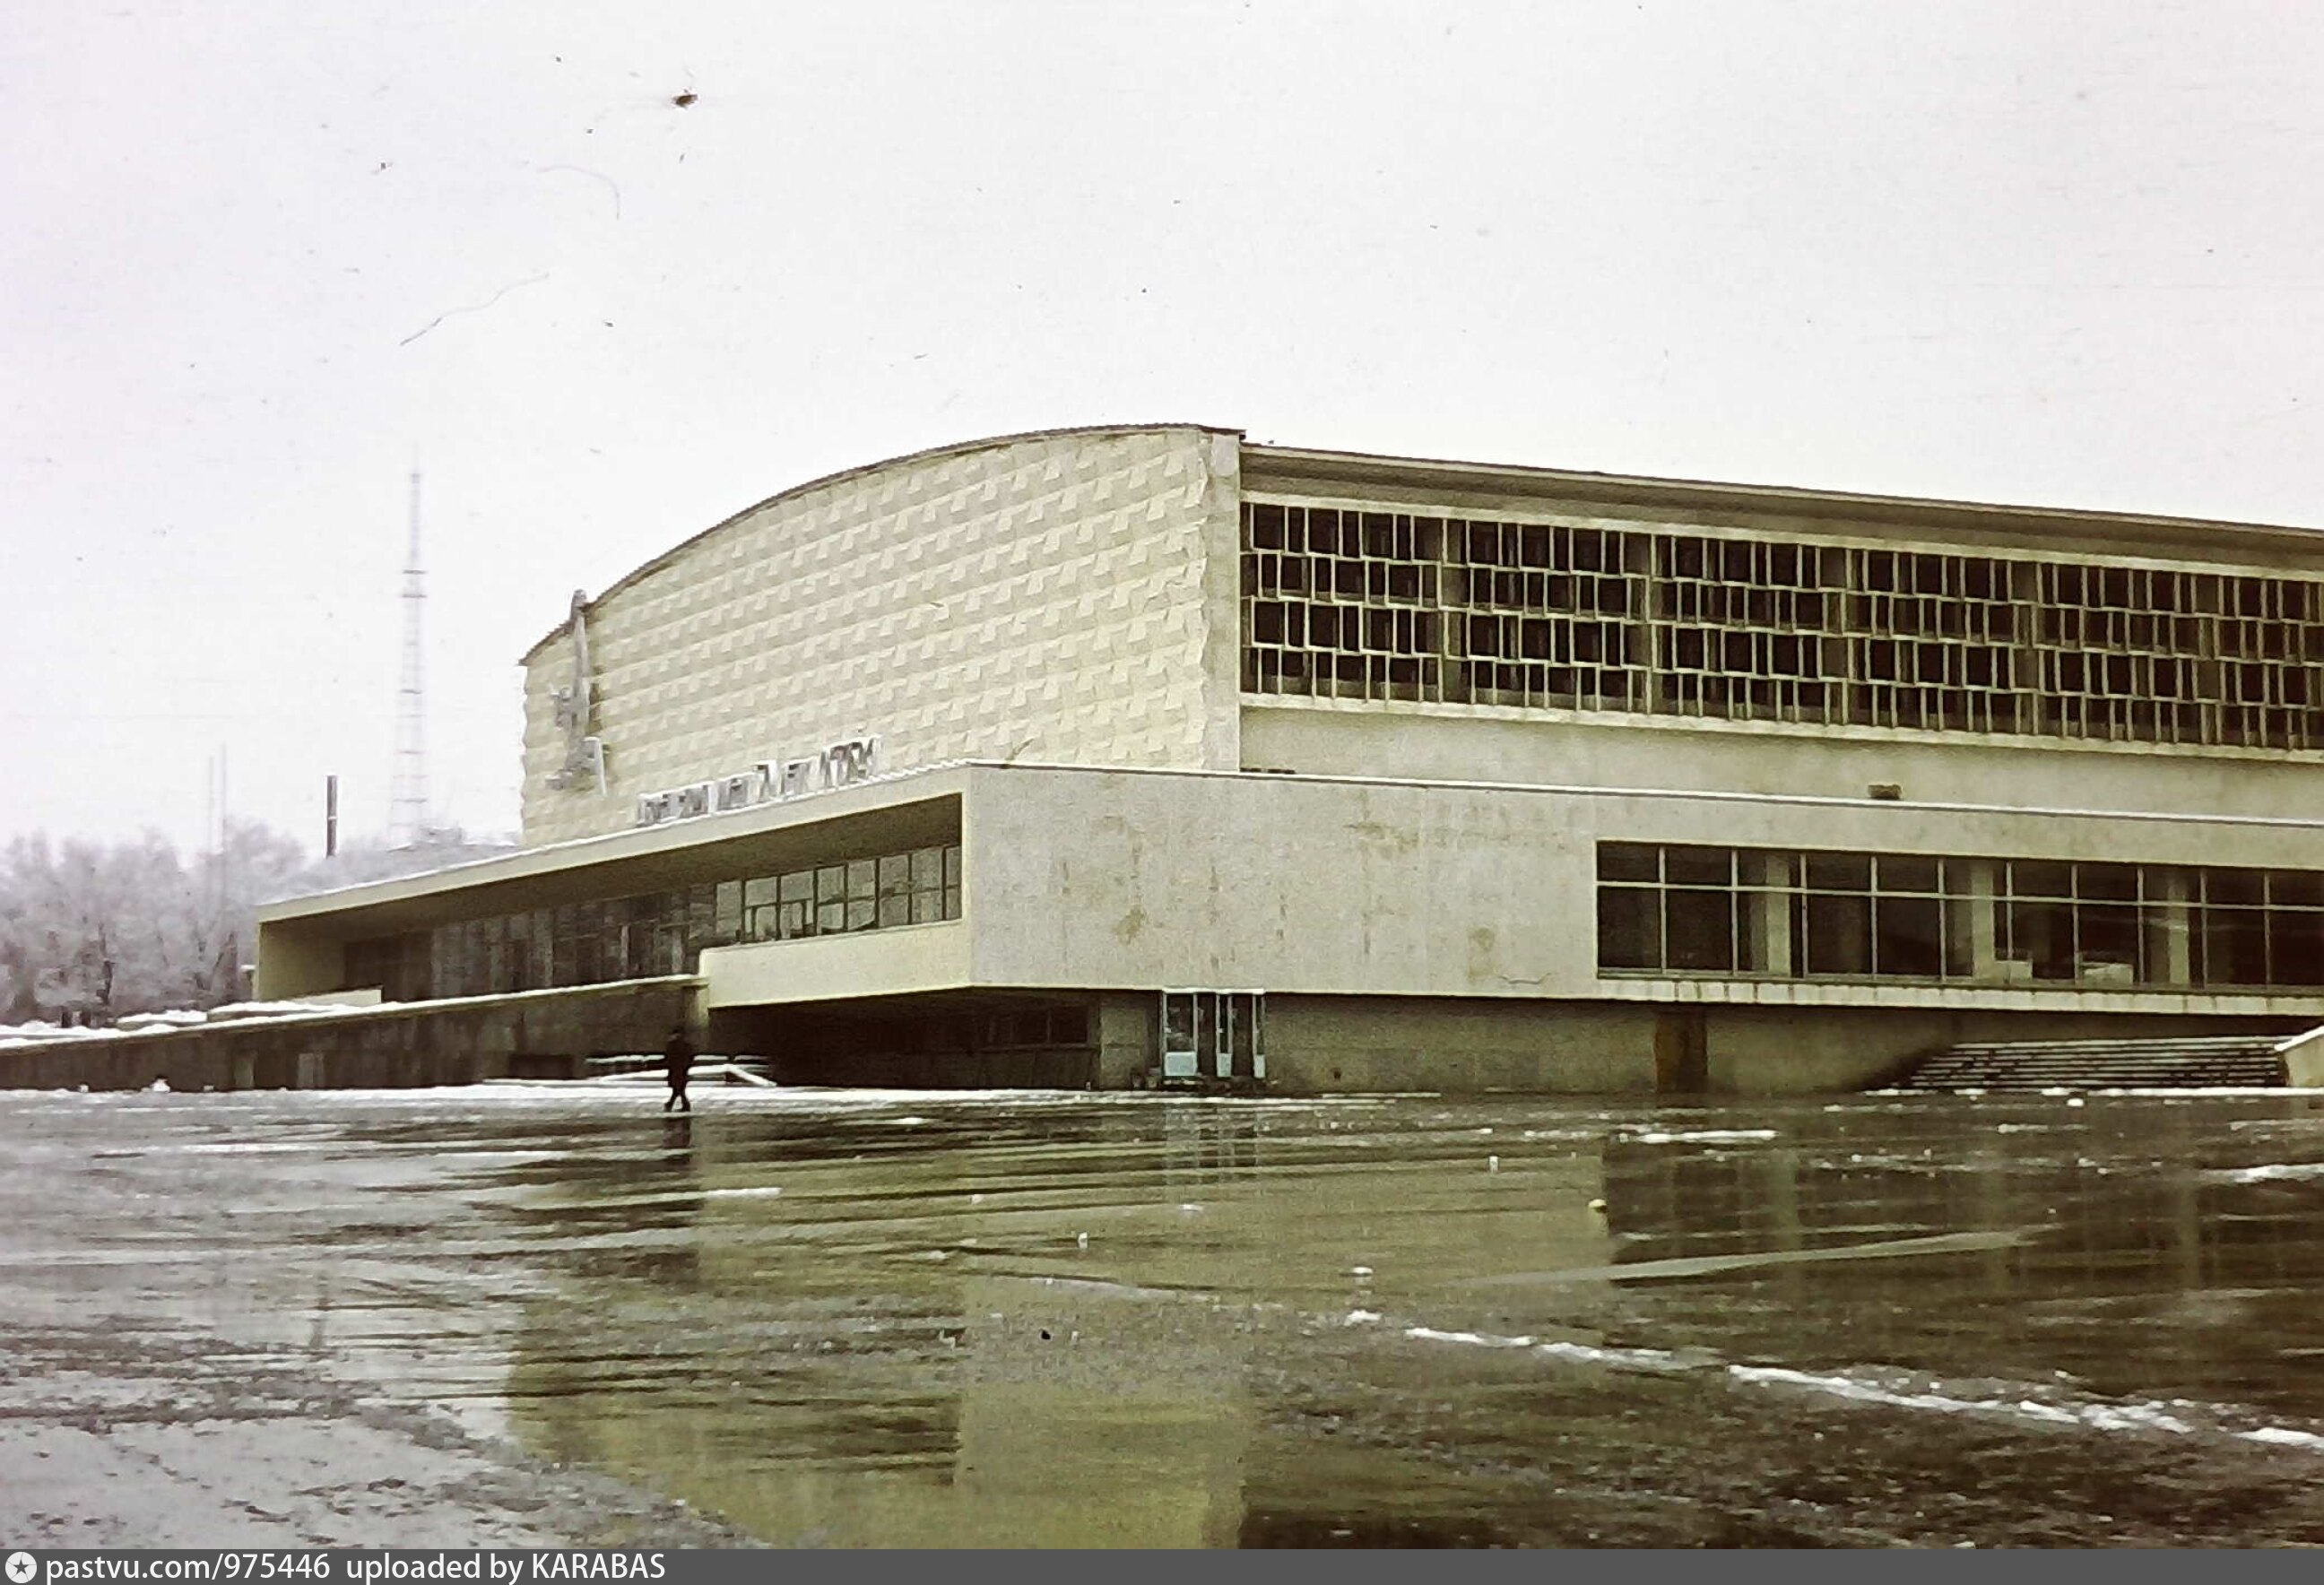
[632,736,883,828]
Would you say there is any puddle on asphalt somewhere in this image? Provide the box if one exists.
[9,1085,2324,1546]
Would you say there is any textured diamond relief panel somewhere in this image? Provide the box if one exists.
[521,428,1234,845]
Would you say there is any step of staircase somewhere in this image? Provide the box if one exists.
[1895,1028,2324,1092]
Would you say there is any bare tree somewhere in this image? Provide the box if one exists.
[0,819,313,1023]
[0,818,523,1024]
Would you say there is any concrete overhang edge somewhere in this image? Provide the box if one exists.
[950,758,2324,836]
[257,762,977,925]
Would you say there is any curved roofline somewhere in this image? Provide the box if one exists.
[524,423,2324,667]
[519,421,1240,664]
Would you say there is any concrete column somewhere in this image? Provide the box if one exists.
[251,926,346,1000]
[1743,853,1793,976]
[1094,992,1156,1089]
[1956,860,2001,980]
[2146,870,2195,986]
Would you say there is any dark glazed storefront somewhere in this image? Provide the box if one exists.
[343,841,961,1002]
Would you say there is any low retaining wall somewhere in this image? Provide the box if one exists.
[1256,995,2318,1096]
[0,978,703,1093]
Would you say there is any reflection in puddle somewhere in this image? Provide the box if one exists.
[12,1087,2324,1545]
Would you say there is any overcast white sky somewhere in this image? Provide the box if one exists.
[5,1,2320,859]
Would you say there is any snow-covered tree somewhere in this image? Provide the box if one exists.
[0,818,312,1023]
[0,818,520,1024]
[273,824,518,898]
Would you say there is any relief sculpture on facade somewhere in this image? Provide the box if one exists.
[546,589,607,793]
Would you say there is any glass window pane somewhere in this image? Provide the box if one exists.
[911,891,941,924]
[878,894,909,928]
[878,853,910,896]
[2270,911,2324,986]
[1877,856,1940,894]
[2007,898,2075,979]
[943,845,962,886]
[1162,993,1194,1050]
[847,859,877,901]
[1805,853,1872,891]
[1598,843,1660,882]
[1664,846,1733,888]
[743,876,777,908]
[2077,903,2139,981]
[2012,861,2073,899]
[2208,869,2268,908]
[2202,906,2268,985]
[912,847,941,888]
[817,865,847,903]
[2270,871,2324,908]
[1597,888,1661,970]
[943,885,962,920]
[1665,889,1736,972]
[1874,895,1943,977]
[2076,863,2138,903]
[1805,894,1871,975]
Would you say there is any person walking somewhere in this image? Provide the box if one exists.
[662,1026,698,1113]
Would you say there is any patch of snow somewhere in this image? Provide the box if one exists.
[116,1009,210,1031]
[2216,1162,2324,1183]
[1406,1326,1535,1348]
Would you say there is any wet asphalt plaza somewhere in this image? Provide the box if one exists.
[6,1080,2324,1547]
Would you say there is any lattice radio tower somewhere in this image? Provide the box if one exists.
[388,467,429,848]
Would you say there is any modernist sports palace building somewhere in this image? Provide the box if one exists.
[254,425,2324,1092]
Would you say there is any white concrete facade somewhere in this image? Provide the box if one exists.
[256,425,2324,1092]
[519,425,1244,846]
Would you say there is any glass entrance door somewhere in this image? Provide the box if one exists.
[1159,990,1266,1084]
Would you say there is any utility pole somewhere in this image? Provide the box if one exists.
[389,468,429,849]
[218,743,229,914]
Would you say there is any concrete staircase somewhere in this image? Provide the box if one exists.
[1895,1027,2324,1093]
